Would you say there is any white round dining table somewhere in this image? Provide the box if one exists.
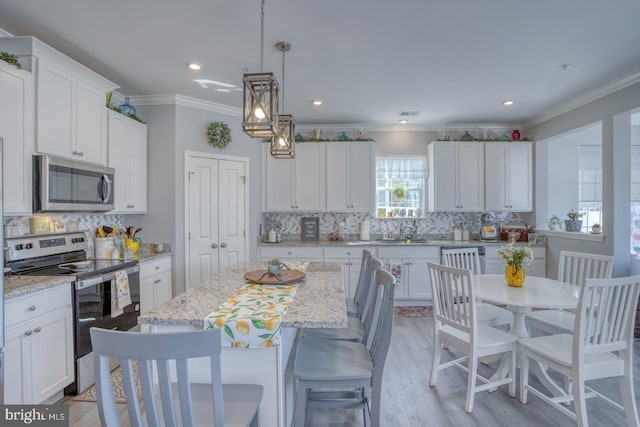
[473,274,579,397]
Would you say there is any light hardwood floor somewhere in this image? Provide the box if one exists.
[62,316,640,426]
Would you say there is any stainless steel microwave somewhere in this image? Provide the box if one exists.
[33,155,115,212]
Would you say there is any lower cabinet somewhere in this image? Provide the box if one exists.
[5,284,74,404]
[140,256,173,314]
[485,245,546,277]
[377,247,441,301]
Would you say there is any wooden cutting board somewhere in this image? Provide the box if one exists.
[244,269,305,284]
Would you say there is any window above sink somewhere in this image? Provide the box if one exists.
[376,156,426,218]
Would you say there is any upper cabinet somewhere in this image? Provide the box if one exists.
[0,37,119,166]
[428,141,484,212]
[326,142,375,212]
[0,60,35,215]
[107,110,147,213]
[263,143,326,211]
[485,141,533,211]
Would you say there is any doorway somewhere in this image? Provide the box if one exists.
[184,151,249,289]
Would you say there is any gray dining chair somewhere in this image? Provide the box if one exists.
[427,262,518,413]
[519,275,640,426]
[293,268,396,427]
[441,247,513,327]
[90,328,263,427]
[346,249,373,317]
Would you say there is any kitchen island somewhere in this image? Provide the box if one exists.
[138,261,346,427]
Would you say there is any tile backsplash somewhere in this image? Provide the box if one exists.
[263,211,526,240]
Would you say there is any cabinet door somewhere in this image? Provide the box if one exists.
[76,80,107,165]
[326,143,350,210]
[506,142,533,211]
[108,112,128,211]
[36,59,75,158]
[0,61,34,214]
[407,259,433,300]
[348,143,375,211]
[525,260,546,277]
[485,143,508,210]
[428,142,458,211]
[155,270,173,307]
[31,307,74,403]
[4,322,31,404]
[457,142,484,211]
[140,277,155,314]
[126,120,148,212]
[295,144,325,210]
[385,259,409,299]
[264,145,295,211]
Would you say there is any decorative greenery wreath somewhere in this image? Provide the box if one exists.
[0,51,21,69]
[207,121,231,149]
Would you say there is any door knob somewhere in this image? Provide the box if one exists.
[220,243,227,248]
[211,243,218,249]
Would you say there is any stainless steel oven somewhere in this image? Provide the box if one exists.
[33,154,114,212]
[72,264,140,394]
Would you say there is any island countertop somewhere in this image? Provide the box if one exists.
[138,261,347,329]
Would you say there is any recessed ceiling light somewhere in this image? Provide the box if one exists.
[188,62,202,71]
[312,100,322,106]
[399,119,408,124]
[503,100,514,106]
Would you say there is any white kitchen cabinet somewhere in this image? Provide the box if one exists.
[377,246,440,302]
[140,256,173,314]
[428,141,484,212]
[108,110,148,213]
[0,37,118,165]
[258,246,324,262]
[0,60,35,214]
[263,143,325,211]
[485,142,533,211]
[323,247,375,298]
[484,245,546,277]
[5,284,74,404]
[326,142,375,212]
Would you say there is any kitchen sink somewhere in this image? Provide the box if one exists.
[346,239,433,245]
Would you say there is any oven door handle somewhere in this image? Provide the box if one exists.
[78,317,97,323]
[76,276,107,290]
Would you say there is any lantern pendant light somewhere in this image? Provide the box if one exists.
[271,41,295,159]
[242,0,279,138]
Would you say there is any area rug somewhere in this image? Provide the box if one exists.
[394,306,433,317]
[72,363,142,403]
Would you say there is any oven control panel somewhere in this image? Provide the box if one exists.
[5,231,88,262]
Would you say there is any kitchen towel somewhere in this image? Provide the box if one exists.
[111,270,132,318]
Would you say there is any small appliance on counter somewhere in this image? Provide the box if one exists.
[479,213,498,242]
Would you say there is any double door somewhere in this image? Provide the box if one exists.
[187,153,247,289]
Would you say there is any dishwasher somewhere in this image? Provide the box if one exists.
[440,246,486,273]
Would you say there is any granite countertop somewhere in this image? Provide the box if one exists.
[138,261,347,329]
[4,275,73,300]
[258,239,544,247]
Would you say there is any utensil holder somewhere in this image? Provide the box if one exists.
[95,237,114,259]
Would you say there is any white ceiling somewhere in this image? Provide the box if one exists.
[1,0,640,128]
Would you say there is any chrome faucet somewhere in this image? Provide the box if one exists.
[399,222,417,240]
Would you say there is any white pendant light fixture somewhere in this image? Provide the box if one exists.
[271,41,295,159]
[242,0,279,138]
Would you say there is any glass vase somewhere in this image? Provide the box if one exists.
[505,264,525,287]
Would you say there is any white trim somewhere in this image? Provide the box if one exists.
[129,94,242,117]
[183,151,250,289]
[524,69,640,129]
[534,229,606,242]
[296,123,519,133]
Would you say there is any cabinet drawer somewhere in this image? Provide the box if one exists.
[377,246,441,259]
[259,246,323,260]
[324,247,374,259]
[140,256,172,276]
[6,284,72,327]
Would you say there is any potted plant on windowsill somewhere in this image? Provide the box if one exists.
[565,209,584,232]
[591,223,601,234]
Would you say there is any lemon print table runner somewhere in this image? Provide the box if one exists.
[204,262,309,348]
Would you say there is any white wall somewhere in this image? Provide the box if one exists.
[527,80,640,276]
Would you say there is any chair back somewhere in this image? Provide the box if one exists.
[427,262,477,338]
[557,250,613,287]
[369,268,396,380]
[90,328,226,427]
[353,249,373,319]
[441,247,482,274]
[575,275,640,359]
[361,256,385,347]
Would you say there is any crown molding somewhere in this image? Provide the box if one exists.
[126,94,242,117]
[523,69,640,130]
[296,123,518,133]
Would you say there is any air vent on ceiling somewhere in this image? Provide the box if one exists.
[399,111,421,117]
